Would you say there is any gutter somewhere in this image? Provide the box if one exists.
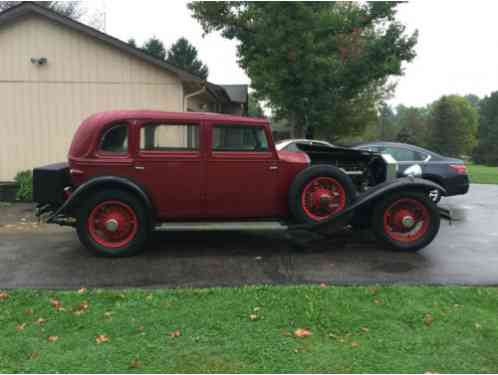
[183,83,207,111]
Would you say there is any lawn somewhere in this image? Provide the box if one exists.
[466,164,498,184]
[1,286,497,373]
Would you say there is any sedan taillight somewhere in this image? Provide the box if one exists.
[449,164,467,174]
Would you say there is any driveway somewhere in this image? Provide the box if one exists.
[0,184,497,288]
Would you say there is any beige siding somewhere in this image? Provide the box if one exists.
[0,15,184,181]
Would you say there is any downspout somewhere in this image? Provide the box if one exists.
[183,82,207,111]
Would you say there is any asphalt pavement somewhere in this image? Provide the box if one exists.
[0,184,497,289]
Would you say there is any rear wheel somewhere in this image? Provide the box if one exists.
[372,191,440,252]
[76,190,149,257]
[289,165,356,225]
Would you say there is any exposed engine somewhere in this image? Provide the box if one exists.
[296,143,397,192]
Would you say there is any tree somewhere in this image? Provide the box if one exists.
[142,37,167,60]
[167,37,209,80]
[395,105,429,146]
[188,2,417,138]
[248,94,264,117]
[473,91,498,165]
[0,1,85,19]
[127,38,138,48]
[429,96,478,157]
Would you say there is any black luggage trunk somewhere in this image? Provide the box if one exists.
[33,163,70,205]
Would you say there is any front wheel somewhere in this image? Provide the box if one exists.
[372,191,440,252]
[288,165,356,225]
[76,190,150,257]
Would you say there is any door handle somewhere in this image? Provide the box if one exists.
[135,166,145,170]
[269,166,278,171]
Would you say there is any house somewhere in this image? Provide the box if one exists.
[0,2,248,181]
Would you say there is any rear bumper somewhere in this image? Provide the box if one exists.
[444,175,470,196]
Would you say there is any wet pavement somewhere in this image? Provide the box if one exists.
[0,184,497,289]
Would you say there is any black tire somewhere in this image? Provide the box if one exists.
[288,165,356,225]
[76,190,150,257]
[372,191,440,252]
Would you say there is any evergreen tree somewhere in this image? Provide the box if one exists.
[167,37,209,79]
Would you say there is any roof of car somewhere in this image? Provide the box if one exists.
[83,110,269,127]
[355,141,437,154]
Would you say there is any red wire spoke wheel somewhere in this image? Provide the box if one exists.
[372,191,440,252]
[383,198,430,243]
[300,177,346,221]
[87,200,138,248]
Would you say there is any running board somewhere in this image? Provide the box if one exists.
[155,221,288,231]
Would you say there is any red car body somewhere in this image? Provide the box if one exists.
[34,110,445,256]
[68,111,309,221]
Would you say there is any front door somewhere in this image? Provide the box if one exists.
[205,123,278,218]
[133,121,203,219]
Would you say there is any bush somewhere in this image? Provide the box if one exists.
[14,170,33,202]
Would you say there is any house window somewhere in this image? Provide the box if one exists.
[100,123,128,154]
[140,124,199,151]
[212,125,269,151]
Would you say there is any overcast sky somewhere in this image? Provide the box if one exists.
[93,0,498,108]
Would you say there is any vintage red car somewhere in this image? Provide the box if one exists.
[34,111,445,256]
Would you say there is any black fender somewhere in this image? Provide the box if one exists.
[289,177,445,233]
[46,176,155,226]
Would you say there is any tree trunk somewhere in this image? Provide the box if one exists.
[289,111,306,138]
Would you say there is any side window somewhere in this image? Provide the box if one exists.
[140,123,199,151]
[212,125,269,152]
[383,147,423,162]
[100,123,128,154]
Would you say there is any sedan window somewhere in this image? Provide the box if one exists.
[140,124,198,151]
[382,147,425,162]
[213,125,269,152]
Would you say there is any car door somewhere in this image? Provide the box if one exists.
[205,122,278,218]
[133,121,203,219]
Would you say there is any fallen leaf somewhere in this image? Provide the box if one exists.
[168,329,181,338]
[96,335,109,344]
[16,323,27,331]
[319,283,327,288]
[75,301,89,314]
[36,318,47,325]
[369,287,379,295]
[47,335,59,342]
[50,298,62,311]
[129,358,142,369]
[138,325,145,332]
[104,311,112,318]
[249,314,258,321]
[29,352,39,360]
[294,328,312,338]
[373,299,383,305]
[361,326,369,333]
[77,288,87,294]
[0,291,9,300]
[351,341,360,348]
[424,313,434,327]
[25,308,34,316]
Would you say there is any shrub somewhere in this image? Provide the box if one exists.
[14,170,33,202]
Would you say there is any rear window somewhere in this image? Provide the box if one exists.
[212,125,269,152]
[100,123,128,154]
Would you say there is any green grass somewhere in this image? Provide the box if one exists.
[467,164,498,184]
[1,286,497,373]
